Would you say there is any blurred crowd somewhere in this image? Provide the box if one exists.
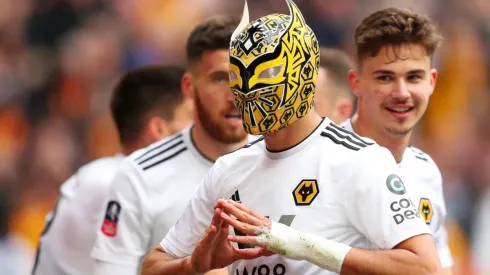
[1,0,490,274]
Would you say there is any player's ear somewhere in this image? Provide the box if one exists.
[429,68,437,96]
[181,72,195,100]
[147,116,169,143]
[337,99,354,121]
[347,69,361,97]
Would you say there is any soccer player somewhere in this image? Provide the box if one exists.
[314,47,356,124]
[339,8,453,274]
[90,16,252,275]
[31,65,193,275]
[141,1,442,275]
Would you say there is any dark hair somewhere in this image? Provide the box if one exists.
[186,16,239,68]
[110,65,185,144]
[319,47,355,101]
[354,8,442,63]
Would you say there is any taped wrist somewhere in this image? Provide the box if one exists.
[256,221,352,273]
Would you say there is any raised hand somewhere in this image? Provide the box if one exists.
[216,199,277,251]
[189,207,270,273]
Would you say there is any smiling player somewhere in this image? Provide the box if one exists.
[340,8,453,273]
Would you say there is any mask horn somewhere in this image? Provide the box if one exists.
[285,0,306,27]
[230,0,250,44]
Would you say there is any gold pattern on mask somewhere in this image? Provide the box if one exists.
[229,0,320,135]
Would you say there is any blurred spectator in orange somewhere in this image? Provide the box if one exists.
[10,118,78,248]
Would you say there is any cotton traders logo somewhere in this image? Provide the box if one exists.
[390,198,421,225]
[386,174,406,195]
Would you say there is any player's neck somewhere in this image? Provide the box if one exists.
[121,147,133,156]
[121,141,146,156]
[351,114,410,163]
[264,110,322,152]
[191,122,248,162]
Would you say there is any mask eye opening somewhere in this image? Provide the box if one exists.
[230,71,238,81]
[258,64,283,79]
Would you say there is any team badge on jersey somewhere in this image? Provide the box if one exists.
[419,198,433,224]
[101,200,121,237]
[293,179,319,206]
[386,174,406,195]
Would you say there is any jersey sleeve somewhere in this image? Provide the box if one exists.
[161,158,226,258]
[431,165,454,268]
[91,159,152,269]
[342,147,431,249]
[434,224,453,268]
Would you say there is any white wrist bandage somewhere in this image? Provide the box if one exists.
[255,221,352,273]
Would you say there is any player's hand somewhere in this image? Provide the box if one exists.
[189,207,270,273]
[216,199,275,250]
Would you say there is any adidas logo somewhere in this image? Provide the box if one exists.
[230,190,241,203]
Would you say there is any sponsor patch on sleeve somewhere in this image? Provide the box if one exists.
[386,174,406,195]
[101,200,121,237]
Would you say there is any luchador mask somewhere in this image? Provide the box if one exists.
[229,0,320,135]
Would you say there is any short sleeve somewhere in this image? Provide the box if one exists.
[434,225,453,268]
[343,147,431,249]
[431,165,453,268]
[91,160,152,268]
[161,159,225,258]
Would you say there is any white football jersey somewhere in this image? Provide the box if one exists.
[32,154,125,275]
[473,188,490,273]
[91,126,254,273]
[340,118,453,268]
[162,118,430,275]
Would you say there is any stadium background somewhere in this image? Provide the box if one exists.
[0,0,489,274]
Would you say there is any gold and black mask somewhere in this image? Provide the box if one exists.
[229,0,320,135]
